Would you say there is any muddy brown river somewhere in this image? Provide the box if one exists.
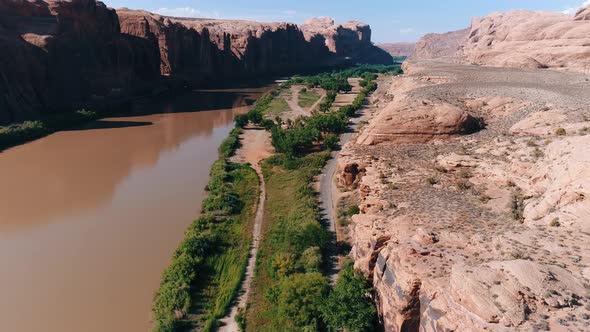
[0,87,269,332]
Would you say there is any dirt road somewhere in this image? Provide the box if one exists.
[219,127,273,331]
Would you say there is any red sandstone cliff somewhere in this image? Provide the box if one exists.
[410,6,590,72]
[0,0,161,124]
[0,2,390,124]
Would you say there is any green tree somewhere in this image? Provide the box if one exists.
[299,246,323,273]
[323,134,339,150]
[277,273,330,328]
[321,263,378,332]
[235,114,249,128]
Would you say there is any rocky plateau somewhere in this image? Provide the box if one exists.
[338,5,590,331]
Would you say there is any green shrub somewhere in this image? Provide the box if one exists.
[299,246,323,273]
[323,134,339,150]
[320,262,378,332]
[235,114,249,128]
[275,273,330,328]
[346,205,360,216]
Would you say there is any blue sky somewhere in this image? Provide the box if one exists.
[102,0,590,43]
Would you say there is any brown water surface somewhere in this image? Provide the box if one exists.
[0,87,269,332]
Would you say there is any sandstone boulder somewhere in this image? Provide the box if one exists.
[357,101,481,145]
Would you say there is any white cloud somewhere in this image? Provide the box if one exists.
[154,7,220,19]
[153,7,300,22]
[399,27,416,36]
[561,0,590,15]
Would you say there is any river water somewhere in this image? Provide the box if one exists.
[0,87,269,332]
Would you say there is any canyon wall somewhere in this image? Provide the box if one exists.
[0,0,161,124]
[0,1,391,125]
[410,6,590,73]
[377,42,416,58]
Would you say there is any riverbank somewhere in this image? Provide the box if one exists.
[151,126,260,332]
[150,64,400,332]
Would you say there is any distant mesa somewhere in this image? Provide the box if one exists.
[376,42,415,58]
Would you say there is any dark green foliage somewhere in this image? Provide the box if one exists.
[299,246,323,273]
[346,205,360,216]
[235,114,249,128]
[323,134,339,150]
[271,120,322,156]
[275,273,330,328]
[218,128,241,158]
[321,262,378,332]
[308,113,348,134]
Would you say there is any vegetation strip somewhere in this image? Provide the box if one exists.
[152,126,259,332]
[243,64,400,331]
[151,64,400,332]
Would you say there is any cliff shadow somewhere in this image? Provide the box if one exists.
[62,120,153,131]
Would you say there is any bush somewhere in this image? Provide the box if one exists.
[276,273,330,328]
[323,134,339,150]
[299,246,323,273]
[320,263,378,332]
[235,114,249,128]
[346,205,360,216]
[556,128,567,136]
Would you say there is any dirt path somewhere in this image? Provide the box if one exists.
[282,85,325,120]
[219,127,273,332]
[319,78,362,284]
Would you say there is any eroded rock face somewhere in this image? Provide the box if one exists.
[357,101,480,145]
[339,61,590,331]
[0,0,160,124]
[461,10,590,72]
[1,5,390,124]
[411,6,590,73]
[410,28,469,60]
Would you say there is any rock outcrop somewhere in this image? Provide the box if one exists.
[0,3,391,124]
[410,28,469,61]
[411,6,590,73]
[339,60,590,331]
[377,42,415,58]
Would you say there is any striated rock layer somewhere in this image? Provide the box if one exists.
[0,1,391,124]
[339,60,590,331]
[0,0,161,124]
[411,6,590,73]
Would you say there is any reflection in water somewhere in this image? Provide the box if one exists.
[0,87,269,332]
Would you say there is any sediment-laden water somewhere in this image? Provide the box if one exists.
[0,87,270,332]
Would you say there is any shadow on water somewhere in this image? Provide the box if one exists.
[64,120,153,131]
[114,88,274,120]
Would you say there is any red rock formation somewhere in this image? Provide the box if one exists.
[410,6,590,72]
[410,28,469,60]
[0,0,160,124]
[1,5,391,123]
[377,42,416,58]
